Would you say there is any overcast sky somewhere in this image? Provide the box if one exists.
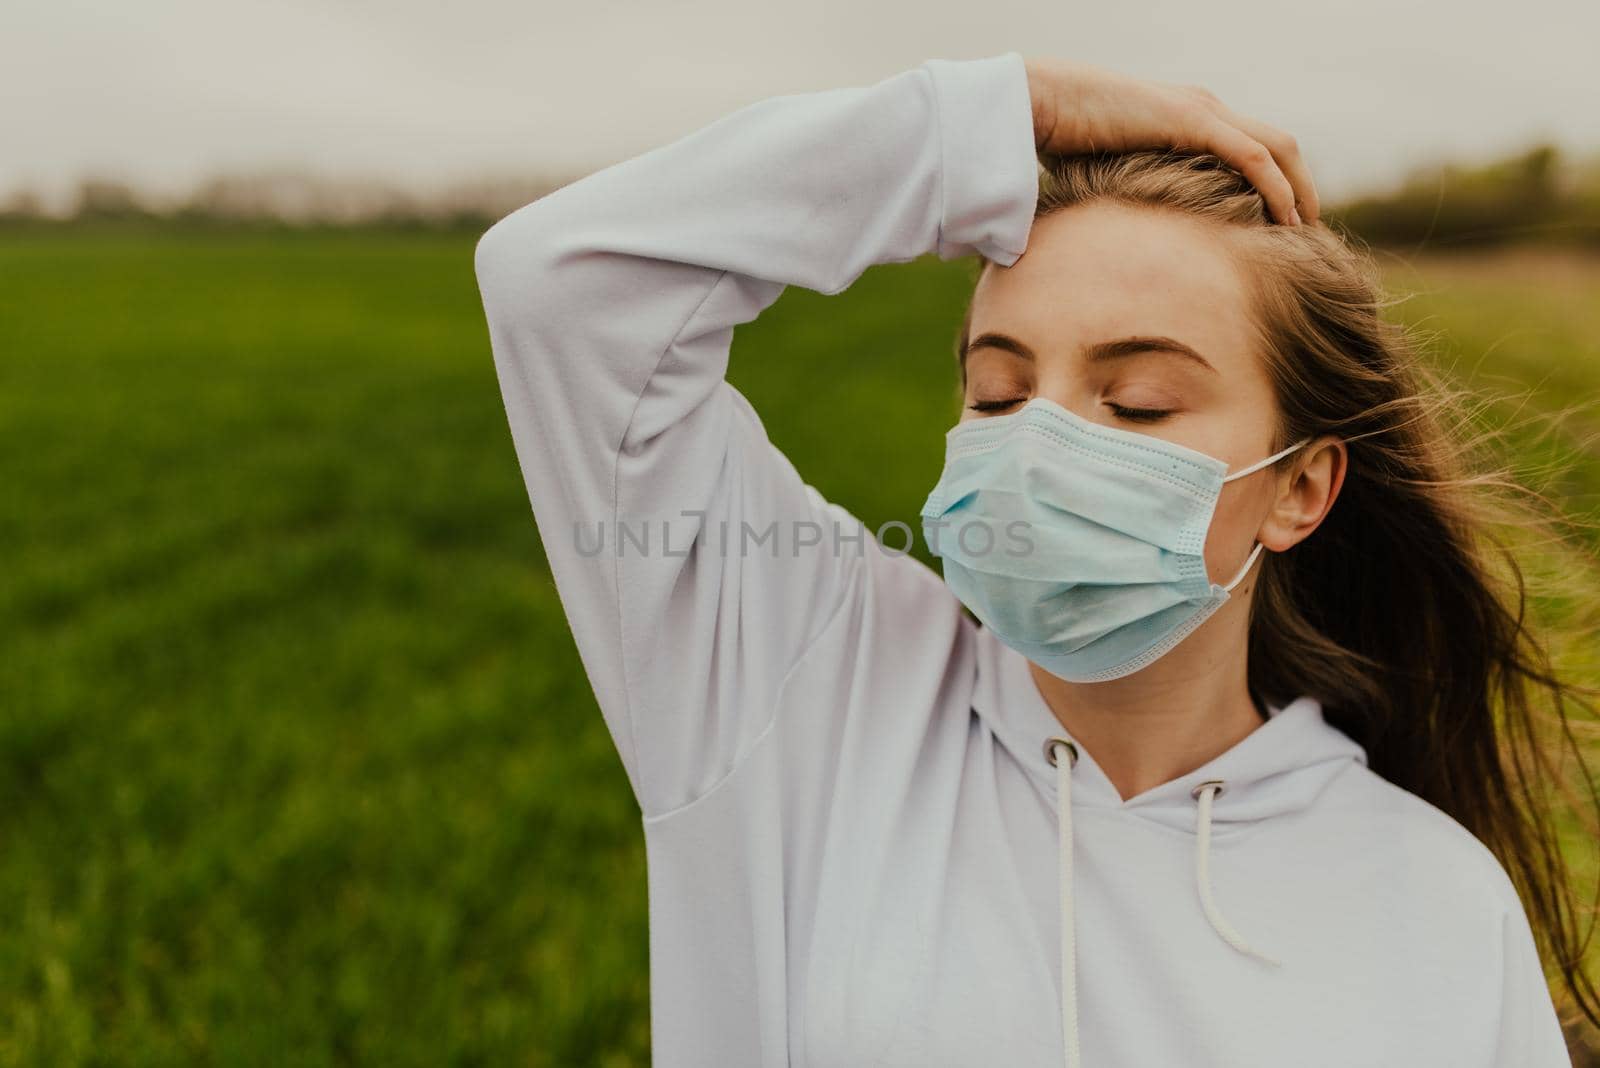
[7,0,1598,211]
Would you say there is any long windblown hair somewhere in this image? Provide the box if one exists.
[959,149,1600,1031]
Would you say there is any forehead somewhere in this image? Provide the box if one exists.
[969,201,1260,372]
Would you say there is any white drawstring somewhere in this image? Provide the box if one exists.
[1046,745,1281,1068]
[1191,781,1281,967]
[1045,737,1081,1068]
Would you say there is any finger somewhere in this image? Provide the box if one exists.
[1201,104,1320,223]
[1195,117,1300,225]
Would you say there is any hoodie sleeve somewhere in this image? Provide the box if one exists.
[472,53,1039,818]
[1490,885,1574,1066]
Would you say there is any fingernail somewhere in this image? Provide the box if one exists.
[1289,206,1302,226]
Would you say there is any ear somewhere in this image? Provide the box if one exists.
[1258,434,1346,551]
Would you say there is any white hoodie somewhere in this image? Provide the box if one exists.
[472,50,1572,1068]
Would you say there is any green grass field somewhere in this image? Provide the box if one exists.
[2,226,1597,1065]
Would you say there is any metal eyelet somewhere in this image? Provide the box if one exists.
[1044,737,1078,768]
[1190,778,1226,801]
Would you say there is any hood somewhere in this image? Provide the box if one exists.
[967,626,1371,1068]
[970,623,1369,834]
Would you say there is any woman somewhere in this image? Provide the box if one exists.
[472,51,1598,1066]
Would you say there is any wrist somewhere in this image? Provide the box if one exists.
[1023,59,1054,151]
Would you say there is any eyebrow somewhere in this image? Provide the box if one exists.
[961,332,1218,374]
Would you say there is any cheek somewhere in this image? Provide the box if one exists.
[1201,482,1273,585]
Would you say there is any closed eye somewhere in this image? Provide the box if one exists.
[1107,402,1173,423]
[967,397,1026,414]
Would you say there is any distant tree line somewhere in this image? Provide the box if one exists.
[4,143,1599,249]
[1325,143,1600,250]
[0,167,584,232]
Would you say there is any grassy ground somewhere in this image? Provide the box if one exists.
[2,226,1597,1065]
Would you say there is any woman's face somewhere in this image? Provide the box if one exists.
[962,200,1287,587]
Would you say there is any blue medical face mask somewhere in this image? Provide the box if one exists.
[920,397,1310,683]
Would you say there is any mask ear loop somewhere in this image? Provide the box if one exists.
[1217,436,1312,593]
[1222,541,1267,592]
[1220,436,1312,484]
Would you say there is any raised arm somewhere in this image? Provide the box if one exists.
[472,53,1039,817]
